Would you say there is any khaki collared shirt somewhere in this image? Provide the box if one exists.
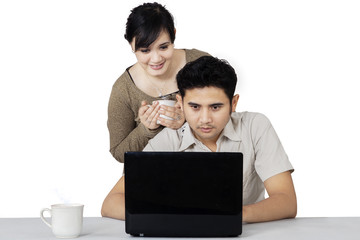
[143,112,294,205]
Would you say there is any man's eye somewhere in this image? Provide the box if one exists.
[212,105,221,111]
[191,105,199,110]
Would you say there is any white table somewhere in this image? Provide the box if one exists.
[1,217,359,239]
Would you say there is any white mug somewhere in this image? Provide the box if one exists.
[155,100,176,124]
[40,203,84,238]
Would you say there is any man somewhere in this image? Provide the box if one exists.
[102,56,297,222]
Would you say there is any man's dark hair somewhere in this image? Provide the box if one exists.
[124,2,175,51]
[176,56,237,102]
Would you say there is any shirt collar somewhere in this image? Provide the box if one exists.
[178,122,196,151]
[178,116,241,151]
[221,117,242,142]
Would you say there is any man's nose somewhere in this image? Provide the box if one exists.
[199,109,211,124]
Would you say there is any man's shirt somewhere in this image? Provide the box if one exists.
[144,112,294,205]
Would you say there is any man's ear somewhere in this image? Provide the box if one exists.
[231,94,240,112]
[176,94,183,111]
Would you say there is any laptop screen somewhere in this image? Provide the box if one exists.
[125,152,243,215]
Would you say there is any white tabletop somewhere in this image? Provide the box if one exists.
[1,217,359,239]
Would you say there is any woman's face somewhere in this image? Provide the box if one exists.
[131,30,175,78]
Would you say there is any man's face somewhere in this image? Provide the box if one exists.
[177,86,239,146]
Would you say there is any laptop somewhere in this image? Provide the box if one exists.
[124,151,243,237]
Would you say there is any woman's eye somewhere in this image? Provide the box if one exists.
[160,45,168,50]
[140,49,150,53]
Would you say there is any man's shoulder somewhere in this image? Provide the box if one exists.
[231,112,273,137]
[157,125,184,138]
[145,125,186,151]
[232,111,270,126]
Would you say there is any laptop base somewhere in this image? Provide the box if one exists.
[126,213,242,237]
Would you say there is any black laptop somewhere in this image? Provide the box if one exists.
[124,152,243,237]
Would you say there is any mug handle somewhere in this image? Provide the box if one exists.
[40,208,52,228]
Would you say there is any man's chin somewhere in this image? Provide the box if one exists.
[195,132,217,142]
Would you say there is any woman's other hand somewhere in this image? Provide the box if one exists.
[138,101,161,130]
[157,101,185,130]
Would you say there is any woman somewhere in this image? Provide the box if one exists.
[108,2,210,163]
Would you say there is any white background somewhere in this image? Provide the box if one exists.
[1,0,359,218]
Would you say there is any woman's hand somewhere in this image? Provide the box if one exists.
[157,101,185,130]
[138,101,161,130]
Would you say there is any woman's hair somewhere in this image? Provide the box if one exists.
[176,56,238,102]
[124,2,175,51]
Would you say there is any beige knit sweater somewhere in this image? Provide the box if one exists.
[107,49,210,163]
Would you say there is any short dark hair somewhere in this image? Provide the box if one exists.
[176,56,237,102]
[124,2,176,51]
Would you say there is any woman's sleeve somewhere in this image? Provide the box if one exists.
[107,82,162,163]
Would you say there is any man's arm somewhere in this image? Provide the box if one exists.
[101,176,125,220]
[243,171,297,223]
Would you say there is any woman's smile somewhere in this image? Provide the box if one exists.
[150,62,165,70]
